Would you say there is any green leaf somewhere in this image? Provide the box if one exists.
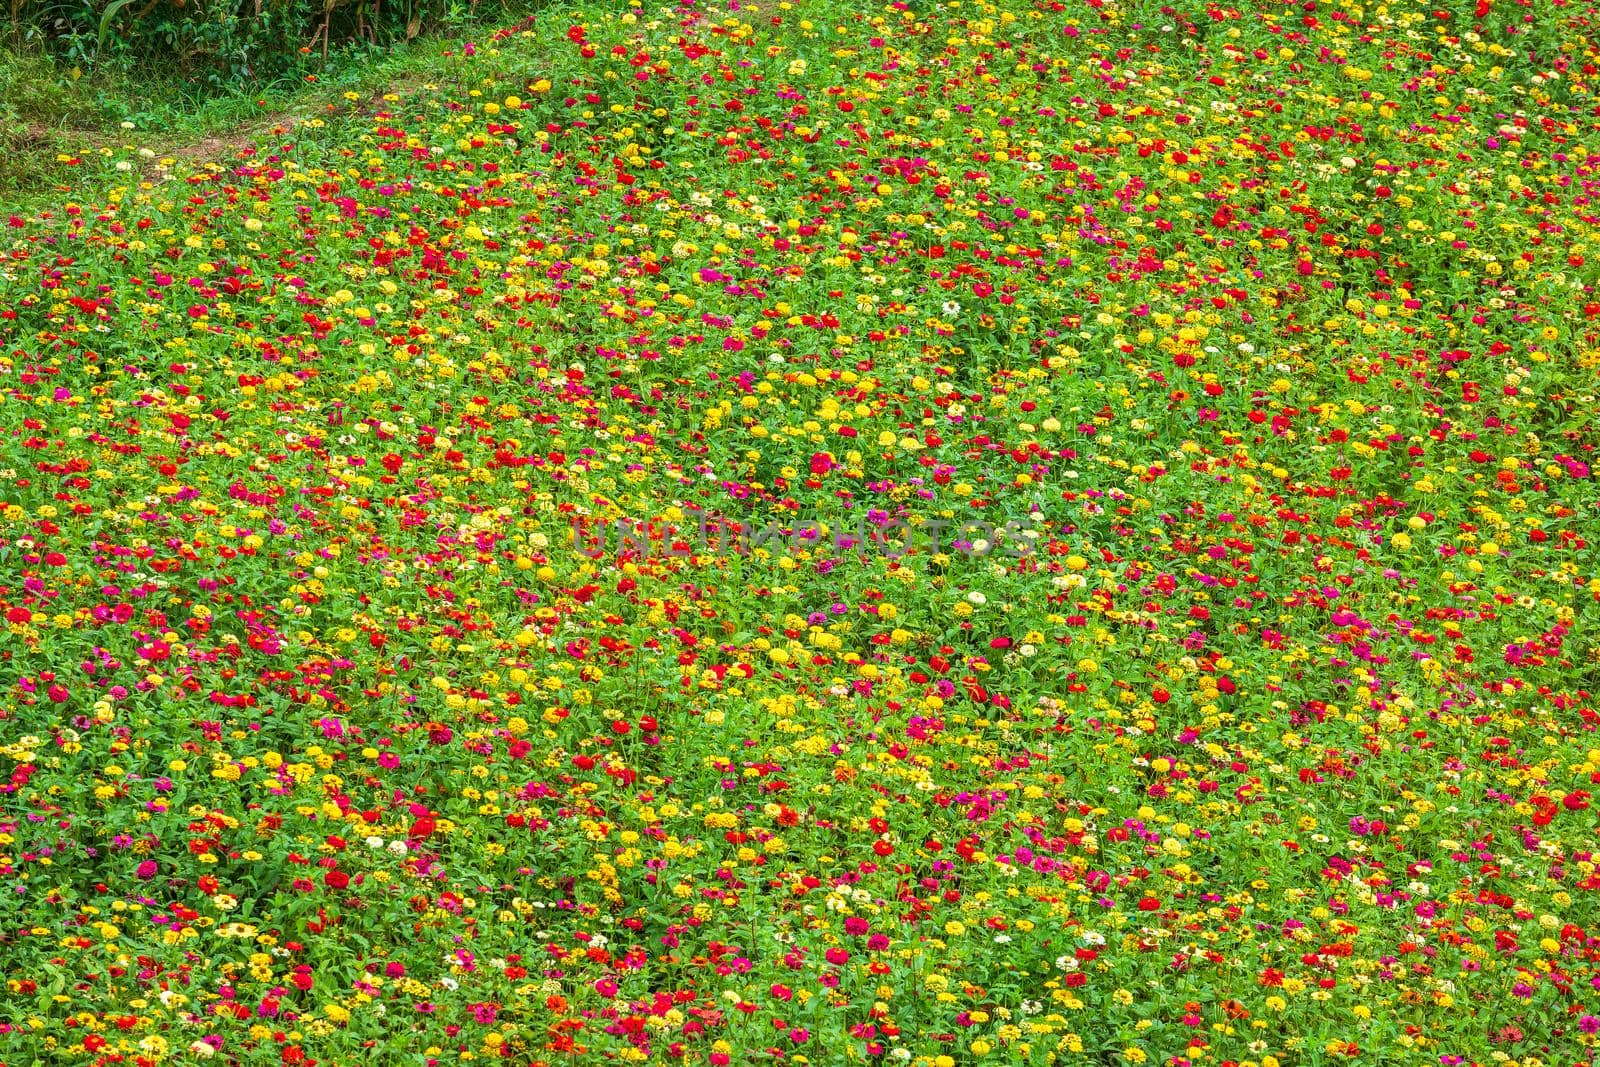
[97,0,141,55]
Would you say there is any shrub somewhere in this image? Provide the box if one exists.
[9,0,518,88]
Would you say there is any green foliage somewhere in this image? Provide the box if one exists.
[0,48,111,192]
[10,0,530,88]
[2,2,1600,1064]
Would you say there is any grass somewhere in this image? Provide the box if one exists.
[0,19,509,204]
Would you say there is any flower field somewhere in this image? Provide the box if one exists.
[4,0,1600,1063]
